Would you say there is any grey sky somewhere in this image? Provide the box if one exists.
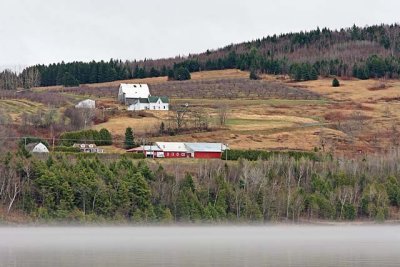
[0,0,399,69]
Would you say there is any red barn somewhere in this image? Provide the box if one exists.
[185,143,227,159]
[127,142,228,159]
[156,142,190,158]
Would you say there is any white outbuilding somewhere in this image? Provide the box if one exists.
[28,142,49,153]
[75,99,96,109]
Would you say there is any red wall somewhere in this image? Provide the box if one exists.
[164,151,189,158]
[194,152,222,159]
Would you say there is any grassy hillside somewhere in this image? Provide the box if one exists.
[24,69,400,156]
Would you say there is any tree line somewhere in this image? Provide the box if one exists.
[3,24,400,90]
[1,151,400,223]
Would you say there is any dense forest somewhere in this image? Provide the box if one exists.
[2,24,400,90]
[1,150,400,223]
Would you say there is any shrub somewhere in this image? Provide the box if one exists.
[124,153,146,159]
[53,146,80,153]
[249,70,260,80]
[332,78,340,87]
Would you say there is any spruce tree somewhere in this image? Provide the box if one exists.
[124,127,135,149]
[310,67,318,80]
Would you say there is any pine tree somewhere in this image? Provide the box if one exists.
[124,127,135,149]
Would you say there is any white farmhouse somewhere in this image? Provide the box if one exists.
[75,99,95,109]
[127,96,169,111]
[118,83,169,111]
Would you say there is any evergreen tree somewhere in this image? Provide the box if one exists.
[249,70,259,80]
[332,78,340,87]
[62,72,80,87]
[124,127,135,149]
[173,67,191,81]
[310,67,318,80]
[99,128,112,145]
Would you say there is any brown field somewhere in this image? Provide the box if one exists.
[12,69,400,156]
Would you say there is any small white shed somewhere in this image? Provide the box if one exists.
[75,99,96,109]
[30,143,49,153]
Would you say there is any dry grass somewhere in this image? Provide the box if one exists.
[20,70,400,156]
[92,116,162,136]
[294,78,400,102]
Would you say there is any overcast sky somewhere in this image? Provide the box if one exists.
[0,0,399,69]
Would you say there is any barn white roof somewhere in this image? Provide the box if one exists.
[185,143,227,152]
[156,142,188,152]
[119,83,150,99]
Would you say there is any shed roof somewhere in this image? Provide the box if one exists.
[156,142,188,152]
[119,83,150,99]
[185,143,227,152]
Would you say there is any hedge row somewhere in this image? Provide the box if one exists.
[59,128,112,146]
[222,149,318,161]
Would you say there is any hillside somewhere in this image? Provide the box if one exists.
[12,69,398,156]
[2,24,400,90]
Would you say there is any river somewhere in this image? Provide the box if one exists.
[0,226,399,266]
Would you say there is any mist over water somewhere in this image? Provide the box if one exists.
[0,226,399,267]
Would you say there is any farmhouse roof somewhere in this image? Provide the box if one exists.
[156,142,188,152]
[185,143,227,152]
[148,96,169,103]
[119,83,150,99]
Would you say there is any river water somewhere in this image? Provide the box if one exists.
[0,226,399,267]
